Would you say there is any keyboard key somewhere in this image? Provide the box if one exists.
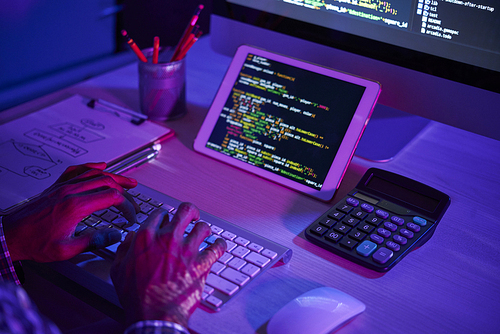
[413,216,427,226]
[234,237,250,246]
[407,222,421,233]
[361,203,374,213]
[327,211,345,220]
[218,252,233,264]
[325,231,342,243]
[262,249,277,259]
[204,285,215,295]
[222,231,237,240]
[400,229,414,239]
[245,252,271,267]
[210,262,226,274]
[139,202,155,214]
[149,199,163,207]
[340,238,358,250]
[391,216,405,226]
[356,240,377,257]
[137,194,151,202]
[248,243,264,253]
[206,295,223,308]
[221,268,250,286]
[225,240,237,252]
[377,228,391,238]
[136,213,149,223]
[206,274,239,295]
[228,258,246,270]
[241,263,260,277]
[112,217,129,228]
[232,246,250,258]
[211,225,224,235]
[372,247,393,264]
[346,197,359,207]
[376,209,389,219]
[318,217,336,227]
[310,224,328,236]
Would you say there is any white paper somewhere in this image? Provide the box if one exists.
[0,95,171,213]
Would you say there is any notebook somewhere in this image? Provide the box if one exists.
[194,45,381,201]
[0,95,173,214]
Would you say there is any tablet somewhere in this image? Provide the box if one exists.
[194,45,381,201]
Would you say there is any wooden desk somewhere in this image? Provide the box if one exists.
[2,36,499,333]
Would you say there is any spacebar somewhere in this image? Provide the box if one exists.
[206,273,239,295]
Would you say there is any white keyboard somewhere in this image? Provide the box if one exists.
[75,183,293,311]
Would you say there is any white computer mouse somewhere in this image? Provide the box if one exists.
[267,287,366,334]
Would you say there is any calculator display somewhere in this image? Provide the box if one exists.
[366,175,440,213]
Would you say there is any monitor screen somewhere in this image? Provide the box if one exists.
[211,0,500,141]
[218,0,499,93]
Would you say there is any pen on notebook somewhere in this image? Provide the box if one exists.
[122,30,148,63]
[106,144,161,174]
[170,4,204,62]
[153,36,160,64]
[87,98,148,125]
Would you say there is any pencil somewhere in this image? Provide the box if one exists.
[121,30,147,63]
[170,4,204,62]
[176,29,202,61]
[153,36,160,64]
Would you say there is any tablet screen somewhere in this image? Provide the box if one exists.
[194,46,380,200]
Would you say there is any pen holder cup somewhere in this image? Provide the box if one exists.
[138,48,186,121]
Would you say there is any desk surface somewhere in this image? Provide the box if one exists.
[3,37,500,334]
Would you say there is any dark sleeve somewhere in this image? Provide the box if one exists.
[0,282,61,333]
[0,216,21,284]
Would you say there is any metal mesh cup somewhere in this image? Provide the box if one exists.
[138,48,186,121]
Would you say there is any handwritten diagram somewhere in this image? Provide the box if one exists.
[0,119,105,180]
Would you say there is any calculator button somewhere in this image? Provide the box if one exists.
[310,224,328,236]
[372,247,393,264]
[406,222,421,233]
[340,238,358,250]
[376,209,389,219]
[356,240,377,257]
[343,217,360,227]
[319,217,336,228]
[393,235,408,245]
[370,234,384,244]
[333,223,351,234]
[338,204,353,214]
[386,241,401,252]
[358,223,375,234]
[361,203,374,213]
[400,229,414,239]
[365,215,383,226]
[383,221,398,232]
[391,216,405,226]
[413,216,427,226]
[325,231,342,243]
[377,228,391,238]
[328,211,345,220]
[348,230,366,241]
[346,198,359,207]
[351,210,368,220]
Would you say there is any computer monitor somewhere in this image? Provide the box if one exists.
[209,0,500,155]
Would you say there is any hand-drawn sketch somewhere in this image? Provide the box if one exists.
[0,119,105,180]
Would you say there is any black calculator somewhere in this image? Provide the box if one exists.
[305,168,451,272]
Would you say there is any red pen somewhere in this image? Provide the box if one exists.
[121,30,147,63]
[153,36,160,64]
[170,4,204,62]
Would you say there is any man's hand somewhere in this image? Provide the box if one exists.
[110,203,226,328]
[2,162,140,262]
